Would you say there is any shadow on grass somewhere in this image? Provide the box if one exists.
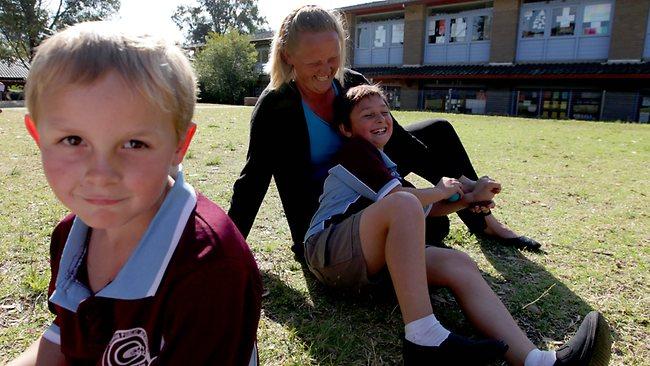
[261,238,610,365]
[260,266,404,365]
[473,236,601,345]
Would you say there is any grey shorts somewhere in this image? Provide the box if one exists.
[304,211,378,290]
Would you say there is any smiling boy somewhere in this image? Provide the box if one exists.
[9,22,262,365]
[303,85,611,365]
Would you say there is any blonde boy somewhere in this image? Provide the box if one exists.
[10,22,262,365]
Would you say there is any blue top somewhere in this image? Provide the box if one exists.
[302,84,342,181]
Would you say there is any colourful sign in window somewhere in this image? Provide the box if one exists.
[472,15,492,41]
[374,25,386,48]
[583,4,611,35]
[450,17,467,43]
[551,7,576,36]
[428,19,446,44]
[391,23,404,44]
[522,9,546,38]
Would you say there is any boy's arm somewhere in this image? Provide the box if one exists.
[334,138,401,201]
[7,336,65,366]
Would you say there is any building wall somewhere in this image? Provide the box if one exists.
[609,0,650,60]
[345,12,356,66]
[403,4,427,65]
[401,82,420,110]
[490,0,520,63]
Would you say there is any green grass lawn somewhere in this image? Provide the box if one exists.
[0,106,648,365]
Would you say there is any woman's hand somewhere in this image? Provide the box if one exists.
[468,176,501,202]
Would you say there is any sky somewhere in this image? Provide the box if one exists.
[113,0,371,43]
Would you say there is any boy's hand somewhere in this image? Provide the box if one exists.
[434,177,464,201]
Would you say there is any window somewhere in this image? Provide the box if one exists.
[423,89,448,111]
[391,23,404,44]
[639,95,650,123]
[450,17,468,43]
[517,90,540,117]
[374,25,386,48]
[256,47,269,63]
[571,91,602,120]
[448,89,487,114]
[428,19,446,44]
[354,19,404,66]
[522,9,547,38]
[472,15,492,41]
[551,7,576,36]
[383,86,401,109]
[583,3,611,35]
[541,90,569,119]
[357,26,371,48]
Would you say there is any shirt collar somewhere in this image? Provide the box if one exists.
[50,170,197,312]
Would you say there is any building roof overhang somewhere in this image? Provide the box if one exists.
[353,62,650,80]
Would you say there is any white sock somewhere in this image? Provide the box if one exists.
[404,313,451,347]
[524,348,557,366]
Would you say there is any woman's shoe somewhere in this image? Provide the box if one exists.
[473,232,542,252]
[501,236,542,251]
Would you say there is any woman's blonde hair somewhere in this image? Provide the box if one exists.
[268,5,347,90]
[26,21,197,139]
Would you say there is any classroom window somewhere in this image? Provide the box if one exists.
[472,15,492,41]
[639,95,650,123]
[583,3,611,35]
[517,90,540,118]
[428,19,447,44]
[541,90,570,119]
[423,89,448,111]
[551,7,576,36]
[374,25,386,48]
[571,91,602,120]
[391,23,404,44]
[383,86,401,109]
[522,9,546,38]
[357,26,370,48]
[450,17,468,43]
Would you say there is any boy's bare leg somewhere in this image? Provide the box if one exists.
[358,191,432,323]
[425,247,535,365]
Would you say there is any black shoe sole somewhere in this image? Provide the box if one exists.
[588,312,612,366]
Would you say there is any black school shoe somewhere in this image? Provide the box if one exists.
[473,231,542,252]
[403,333,508,365]
[501,236,542,252]
[554,311,612,366]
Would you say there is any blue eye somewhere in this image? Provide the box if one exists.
[123,140,148,149]
[61,136,83,146]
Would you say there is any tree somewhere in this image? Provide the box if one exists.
[0,0,120,67]
[172,0,267,44]
[194,30,257,105]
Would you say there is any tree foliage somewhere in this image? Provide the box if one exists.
[172,0,267,44]
[0,0,120,67]
[194,30,257,105]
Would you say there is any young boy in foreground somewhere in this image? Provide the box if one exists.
[9,22,262,365]
[304,85,612,365]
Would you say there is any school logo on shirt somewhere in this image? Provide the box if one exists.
[102,327,157,366]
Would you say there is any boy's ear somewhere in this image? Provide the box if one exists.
[174,122,196,164]
[24,114,40,146]
[338,123,353,138]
